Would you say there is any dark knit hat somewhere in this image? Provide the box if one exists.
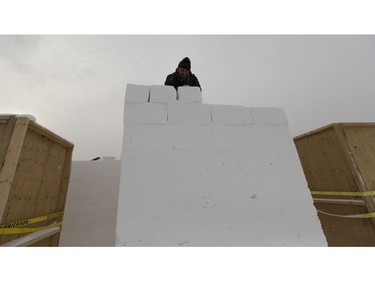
[178,57,191,71]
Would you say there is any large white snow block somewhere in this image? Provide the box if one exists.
[125,84,150,102]
[250,107,288,126]
[150,85,177,103]
[124,102,167,124]
[117,102,327,246]
[59,160,121,246]
[211,105,253,125]
[168,102,211,125]
[177,86,203,103]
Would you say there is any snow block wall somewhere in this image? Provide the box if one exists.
[116,84,327,246]
[60,160,121,246]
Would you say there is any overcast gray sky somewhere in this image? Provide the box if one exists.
[1,35,375,160]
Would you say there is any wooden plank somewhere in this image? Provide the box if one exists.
[2,129,51,229]
[0,117,29,223]
[28,121,73,148]
[51,146,73,246]
[314,202,375,246]
[294,125,358,193]
[1,226,61,247]
[0,116,15,121]
[295,123,375,141]
[0,116,16,169]
[294,123,339,141]
[341,124,375,208]
[333,124,375,223]
[313,198,365,206]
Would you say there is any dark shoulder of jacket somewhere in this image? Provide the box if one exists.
[190,73,201,87]
[164,73,175,84]
[191,73,198,81]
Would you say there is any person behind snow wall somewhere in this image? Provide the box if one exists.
[164,57,202,91]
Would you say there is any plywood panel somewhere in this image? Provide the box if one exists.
[315,202,375,246]
[0,116,73,246]
[0,118,29,224]
[3,130,66,245]
[294,123,375,246]
[343,124,375,192]
[0,117,16,168]
[294,125,358,194]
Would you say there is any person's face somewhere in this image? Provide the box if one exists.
[177,68,190,80]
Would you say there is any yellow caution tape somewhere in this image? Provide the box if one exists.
[0,211,63,229]
[311,190,375,197]
[317,210,375,219]
[0,221,63,235]
[0,211,64,235]
[312,191,375,218]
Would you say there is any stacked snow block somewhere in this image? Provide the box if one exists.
[124,83,288,126]
[177,86,203,103]
[149,85,177,103]
[117,83,326,246]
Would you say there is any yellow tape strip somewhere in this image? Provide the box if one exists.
[0,222,63,235]
[311,190,375,197]
[0,211,63,229]
[317,210,375,219]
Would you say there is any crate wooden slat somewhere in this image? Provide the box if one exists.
[0,115,73,246]
[294,123,375,246]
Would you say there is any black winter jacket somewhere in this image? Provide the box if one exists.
[164,70,201,91]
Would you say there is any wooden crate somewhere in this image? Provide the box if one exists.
[0,115,73,246]
[294,123,375,246]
